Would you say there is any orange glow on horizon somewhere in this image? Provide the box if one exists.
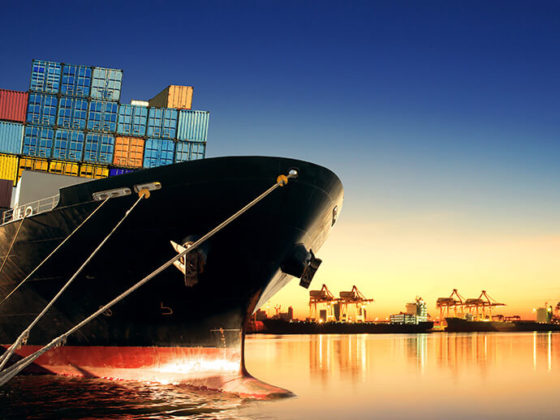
[266,219,560,321]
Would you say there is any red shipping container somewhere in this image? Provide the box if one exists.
[0,179,13,208]
[0,89,28,123]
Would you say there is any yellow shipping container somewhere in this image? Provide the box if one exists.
[0,153,19,186]
[18,157,49,179]
[148,85,193,110]
[49,160,79,177]
[79,164,109,179]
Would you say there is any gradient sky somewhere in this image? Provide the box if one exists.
[1,1,558,319]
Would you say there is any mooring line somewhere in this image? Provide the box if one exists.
[0,193,146,372]
[0,197,110,308]
[0,171,297,386]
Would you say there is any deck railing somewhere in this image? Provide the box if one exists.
[1,194,60,225]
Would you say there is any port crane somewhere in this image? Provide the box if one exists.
[309,284,337,322]
[338,285,374,322]
[436,289,465,320]
[464,290,504,320]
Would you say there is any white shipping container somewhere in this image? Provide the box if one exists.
[130,100,149,107]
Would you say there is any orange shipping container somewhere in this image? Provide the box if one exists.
[149,85,193,110]
[113,137,144,168]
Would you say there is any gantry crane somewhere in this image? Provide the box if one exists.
[436,289,465,321]
[464,290,504,320]
[339,285,374,322]
[309,284,337,322]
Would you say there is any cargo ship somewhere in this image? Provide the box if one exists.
[437,290,560,333]
[445,317,560,333]
[256,319,433,334]
[249,291,433,334]
[0,60,344,398]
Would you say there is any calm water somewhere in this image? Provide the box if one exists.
[2,332,559,419]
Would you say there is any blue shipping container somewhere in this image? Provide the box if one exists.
[60,64,92,97]
[30,59,61,94]
[109,168,135,176]
[175,141,206,163]
[57,97,88,130]
[91,67,123,101]
[143,139,175,168]
[53,129,85,161]
[147,108,178,139]
[23,125,54,158]
[0,121,24,155]
[84,132,115,164]
[87,100,118,132]
[117,104,148,136]
[26,93,58,126]
[177,110,209,142]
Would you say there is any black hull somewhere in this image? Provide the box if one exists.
[445,317,560,333]
[255,319,434,334]
[0,156,343,392]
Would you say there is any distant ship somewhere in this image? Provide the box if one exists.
[445,317,560,333]
[0,156,344,397]
[256,319,433,334]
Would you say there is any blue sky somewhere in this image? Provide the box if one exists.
[1,1,558,313]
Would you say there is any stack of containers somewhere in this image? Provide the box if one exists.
[0,89,27,189]
[0,58,210,190]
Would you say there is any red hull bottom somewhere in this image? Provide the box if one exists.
[3,345,291,399]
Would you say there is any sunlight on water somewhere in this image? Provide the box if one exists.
[1,333,560,419]
[242,332,560,419]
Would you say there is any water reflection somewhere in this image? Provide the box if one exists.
[305,332,559,382]
[243,333,560,419]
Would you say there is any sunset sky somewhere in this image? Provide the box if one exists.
[1,1,558,319]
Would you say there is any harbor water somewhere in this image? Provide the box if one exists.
[2,332,560,419]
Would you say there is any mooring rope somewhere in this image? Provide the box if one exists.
[0,197,110,308]
[0,171,297,386]
[0,192,147,372]
[0,213,28,276]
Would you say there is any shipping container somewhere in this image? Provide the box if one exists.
[149,85,193,110]
[91,67,123,101]
[79,163,109,179]
[130,100,149,107]
[48,160,80,177]
[60,63,92,97]
[84,132,115,164]
[29,59,61,94]
[117,104,148,137]
[87,100,118,132]
[0,179,13,208]
[109,167,135,176]
[0,154,19,186]
[175,141,206,163]
[0,121,24,155]
[0,89,28,123]
[22,125,54,158]
[176,110,209,142]
[113,136,144,168]
[53,129,85,161]
[143,139,175,168]
[57,96,88,130]
[26,93,58,126]
[18,157,49,179]
[147,108,178,139]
